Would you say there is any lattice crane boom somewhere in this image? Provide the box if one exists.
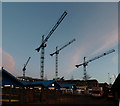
[87,49,115,63]
[35,11,67,52]
[76,49,115,68]
[50,38,76,56]
[22,57,31,77]
[75,49,115,81]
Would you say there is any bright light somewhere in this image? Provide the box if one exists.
[4,85,11,87]
[11,85,14,88]
[112,74,116,79]
[39,88,41,90]
[49,88,55,90]
[52,83,54,87]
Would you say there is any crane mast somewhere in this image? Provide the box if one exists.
[22,57,31,78]
[40,35,45,79]
[83,57,87,81]
[55,46,58,79]
[75,49,115,81]
[50,38,76,79]
[35,11,67,80]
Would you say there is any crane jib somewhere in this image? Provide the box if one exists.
[50,38,76,56]
[22,57,31,74]
[87,49,115,63]
[76,49,115,68]
[41,11,67,46]
[36,11,67,52]
[59,39,75,51]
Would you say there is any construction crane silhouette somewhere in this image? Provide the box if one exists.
[22,57,31,78]
[75,49,115,81]
[50,38,76,79]
[35,11,67,80]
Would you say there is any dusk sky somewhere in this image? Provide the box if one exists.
[2,2,118,83]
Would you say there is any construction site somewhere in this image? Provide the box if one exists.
[1,67,120,105]
[1,2,119,106]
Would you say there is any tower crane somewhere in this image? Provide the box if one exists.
[35,11,67,80]
[22,57,31,78]
[75,49,115,81]
[50,38,76,79]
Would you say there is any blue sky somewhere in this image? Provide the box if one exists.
[2,0,120,2]
[2,2,118,83]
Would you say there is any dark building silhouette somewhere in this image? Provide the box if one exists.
[111,73,120,101]
[58,79,98,89]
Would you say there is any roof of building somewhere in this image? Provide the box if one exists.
[1,67,24,87]
[30,80,61,88]
[1,67,60,88]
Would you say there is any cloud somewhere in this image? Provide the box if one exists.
[90,30,118,56]
[65,29,118,76]
[0,48,17,75]
[65,45,87,75]
[112,54,118,64]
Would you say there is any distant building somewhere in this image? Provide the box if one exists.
[58,79,98,89]
[17,76,43,82]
